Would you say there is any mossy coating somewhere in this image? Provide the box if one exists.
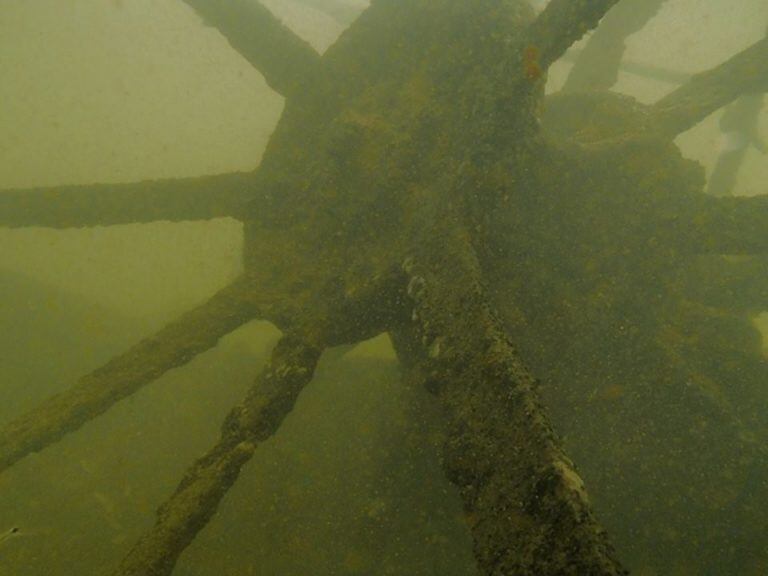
[395,219,626,575]
[114,336,322,576]
[1,0,767,574]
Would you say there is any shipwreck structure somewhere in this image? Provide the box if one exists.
[1,0,767,574]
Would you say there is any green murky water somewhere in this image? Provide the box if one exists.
[1,1,766,574]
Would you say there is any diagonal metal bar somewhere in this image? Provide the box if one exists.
[561,48,690,85]
[0,276,262,475]
[394,217,626,575]
[0,172,253,229]
[648,35,768,137]
[526,0,622,72]
[181,0,323,97]
[562,0,668,92]
[113,334,323,576]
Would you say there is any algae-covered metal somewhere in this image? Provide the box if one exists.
[1,0,766,574]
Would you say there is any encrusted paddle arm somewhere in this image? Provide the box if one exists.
[114,334,322,576]
[0,172,252,229]
[393,220,626,576]
[0,276,262,475]
[648,35,768,137]
[526,0,622,71]
[181,0,323,97]
[562,0,668,92]
[664,193,768,255]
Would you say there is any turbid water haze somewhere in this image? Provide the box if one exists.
[0,1,766,574]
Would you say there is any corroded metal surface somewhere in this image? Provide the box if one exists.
[1,0,767,574]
